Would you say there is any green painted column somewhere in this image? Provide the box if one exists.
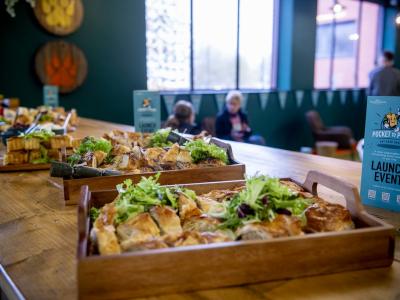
[277,0,317,90]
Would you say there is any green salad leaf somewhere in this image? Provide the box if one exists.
[20,129,55,141]
[148,128,173,147]
[31,146,51,164]
[76,136,113,155]
[90,207,100,221]
[218,175,313,230]
[184,140,228,164]
[113,173,193,224]
[39,114,53,122]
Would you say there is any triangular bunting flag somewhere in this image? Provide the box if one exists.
[241,93,248,111]
[295,90,304,108]
[260,93,268,110]
[312,91,319,107]
[163,95,175,115]
[191,94,202,114]
[353,89,360,104]
[340,90,347,105]
[279,92,287,109]
[215,94,226,112]
[326,90,334,106]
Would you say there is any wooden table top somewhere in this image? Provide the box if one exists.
[0,118,399,300]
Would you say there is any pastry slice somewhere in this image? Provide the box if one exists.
[150,206,182,236]
[50,135,73,149]
[236,215,303,241]
[121,239,168,252]
[304,199,354,232]
[47,149,61,161]
[160,143,180,166]
[182,215,220,232]
[178,193,202,221]
[24,137,41,150]
[4,151,28,165]
[6,137,25,152]
[117,213,161,251]
[28,150,41,163]
[92,224,121,255]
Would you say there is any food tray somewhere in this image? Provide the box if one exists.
[0,156,51,172]
[77,170,395,300]
[63,162,245,204]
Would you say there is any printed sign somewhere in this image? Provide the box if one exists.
[133,90,160,133]
[43,85,59,107]
[360,96,400,212]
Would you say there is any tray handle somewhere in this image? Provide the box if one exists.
[303,170,365,217]
[77,185,90,258]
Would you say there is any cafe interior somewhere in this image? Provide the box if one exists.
[0,0,399,299]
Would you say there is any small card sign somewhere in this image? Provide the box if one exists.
[360,96,400,212]
[43,85,59,107]
[133,90,161,133]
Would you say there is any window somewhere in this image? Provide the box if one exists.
[314,0,381,89]
[146,0,277,91]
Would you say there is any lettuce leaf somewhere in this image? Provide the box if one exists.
[184,140,228,163]
[20,129,55,141]
[113,173,193,224]
[77,136,112,155]
[219,175,314,229]
[148,128,173,147]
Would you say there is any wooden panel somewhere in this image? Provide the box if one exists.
[0,159,51,172]
[34,0,84,36]
[35,40,88,93]
[63,163,246,205]
[77,171,395,299]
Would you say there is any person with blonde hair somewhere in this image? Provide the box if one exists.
[164,100,201,134]
[215,91,265,145]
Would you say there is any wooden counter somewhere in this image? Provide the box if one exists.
[0,118,399,300]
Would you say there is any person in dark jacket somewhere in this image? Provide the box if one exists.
[369,51,400,96]
[164,100,201,135]
[216,91,265,145]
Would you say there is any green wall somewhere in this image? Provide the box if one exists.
[0,0,147,124]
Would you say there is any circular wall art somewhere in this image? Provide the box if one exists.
[34,0,84,36]
[35,40,88,93]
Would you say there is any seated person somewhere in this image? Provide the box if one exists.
[164,100,201,135]
[216,91,265,145]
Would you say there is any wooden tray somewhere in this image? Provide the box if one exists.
[63,163,245,205]
[0,158,51,172]
[77,171,395,300]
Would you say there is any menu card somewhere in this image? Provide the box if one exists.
[43,85,59,107]
[360,96,400,212]
[133,90,161,133]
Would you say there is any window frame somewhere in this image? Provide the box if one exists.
[314,0,384,90]
[146,0,278,92]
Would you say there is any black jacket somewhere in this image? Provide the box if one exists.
[215,108,251,140]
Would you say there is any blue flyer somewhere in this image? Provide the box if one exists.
[360,96,400,212]
[43,85,59,107]
[133,90,161,133]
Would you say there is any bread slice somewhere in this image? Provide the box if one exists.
[24,137,41,150]
[4,151,28,165]
[28,150,42,163]
[47,149,61,161]
[50,135,73,149]
[7,137,25,152]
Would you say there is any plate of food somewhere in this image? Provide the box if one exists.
[0,129,78,172]
[77,170,394,299]
[50,129,245,204]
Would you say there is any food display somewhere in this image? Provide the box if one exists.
[0,106,78,134]
[90,173,354,255]
[2,129,76,166]
[65,128,229,174]
[78,170,394,299]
